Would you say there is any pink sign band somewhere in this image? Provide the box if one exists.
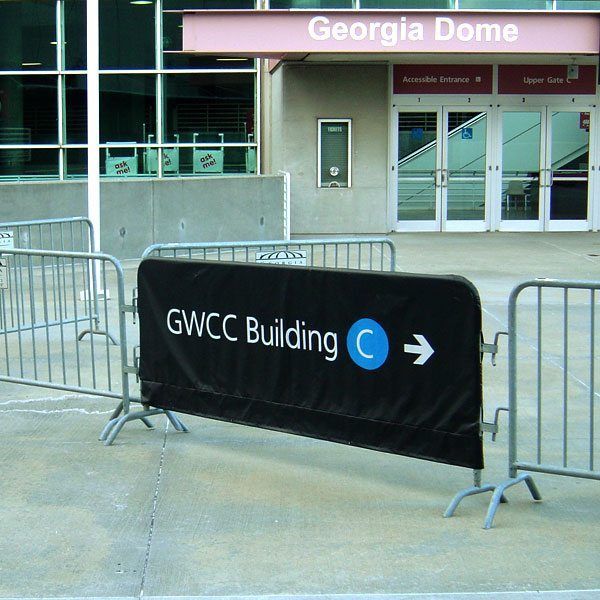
[182,11,599,56]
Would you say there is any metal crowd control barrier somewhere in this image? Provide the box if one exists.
[0,247,126,399]
[105,237,397,443]
[0,217,116,344]
[447,278,599,528]
[140,237,397,272]
[0,216,95,253]
[0,247,186,444]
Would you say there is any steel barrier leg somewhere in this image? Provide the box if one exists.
[101,408,167,445]
[78,327,119,346]
[99,405,190,445]
[444,484,500,518]
[444,469,509,524]
[483,473,542,530]
[165,410,189,432]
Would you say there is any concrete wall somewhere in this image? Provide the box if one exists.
[271,63,390,236]
[0,175,285,259]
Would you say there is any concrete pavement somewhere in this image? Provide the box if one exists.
[0,232,599,599]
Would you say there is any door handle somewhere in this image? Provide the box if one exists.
[435,169,441,188]
[441,169,448,188]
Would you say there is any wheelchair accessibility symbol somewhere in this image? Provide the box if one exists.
[461,127,473,140]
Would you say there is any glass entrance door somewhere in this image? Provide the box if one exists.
[500,108,591,230]
[396,110,439,228]
[547,110,590,229]
[445,110,488,229]
[396,108,489,231]
[500,110,543,228]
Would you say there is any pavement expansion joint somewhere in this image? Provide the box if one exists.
[138,420,171,599]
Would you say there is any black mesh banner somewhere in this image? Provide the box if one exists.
[139,258,484,469]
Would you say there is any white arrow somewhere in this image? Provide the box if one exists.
[404,334,434,365]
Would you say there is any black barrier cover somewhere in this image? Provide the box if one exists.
[139,259,484,469]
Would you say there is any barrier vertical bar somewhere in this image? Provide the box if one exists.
[27,255,38,381]
[563,288,569,467]
[41,256,52,381]
[537,286,543,464]
[591,289,596,471]
[71,256,82,387]
[57,256,68,384]
[509,283,518,479]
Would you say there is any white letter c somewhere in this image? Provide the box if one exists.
[356,328,374,359]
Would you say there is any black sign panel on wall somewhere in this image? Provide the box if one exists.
[138,259,484,470]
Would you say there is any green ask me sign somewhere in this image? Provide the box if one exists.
[193,149,224,174]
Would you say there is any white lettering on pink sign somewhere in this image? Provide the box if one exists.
[307,16,518,48]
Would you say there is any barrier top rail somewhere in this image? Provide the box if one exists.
[0,216,93,229]
[509,278,600,297]
[0,216,95,253]
[141,237,397,272]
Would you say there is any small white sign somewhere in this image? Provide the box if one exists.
[255,250,307,266]
[0,257,8,289]
[0,230,14,251]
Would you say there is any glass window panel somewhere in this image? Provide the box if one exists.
[446,111,486,222]
[556,0,600,7]
[361,1,451,7]
[65,0,87,70]
[163,12,256,68]
[65,148,87,179]
[163,0,254,7]
[502,111,541,221]
[459,0,549,7]
[100,75,156,143]
[0,76,58,144]
[270,1,352,7]
[397,111,437,222]
[0,148,58,179]
[100,0,155,69]
[550,111,588,221]
[163,73,254,143]
[0,0,56,71]
[162,144,254,176]
[66,74,87,143]
[102,146,144,177]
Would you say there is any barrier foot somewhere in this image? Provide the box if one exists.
[483,473,542,530]
[99,412,122,442]
[165,410,189,432]
[78,328,119,346]
[108,400,124,421]
[444,484,502,518]
[102,408,168,446]
[99,407,190,445]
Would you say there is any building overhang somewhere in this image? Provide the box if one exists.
[175,10,600,62]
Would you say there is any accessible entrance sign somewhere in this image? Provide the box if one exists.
[138,259,484,469]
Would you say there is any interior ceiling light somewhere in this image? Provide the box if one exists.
[22,62,42,66]
[216,58,249,62]
[130,0,152,4]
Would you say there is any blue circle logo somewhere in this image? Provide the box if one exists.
[346,318,389,370]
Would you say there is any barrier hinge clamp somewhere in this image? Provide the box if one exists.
[130,345,140,382]
[481,407,509,441]
[480,331,508,366]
